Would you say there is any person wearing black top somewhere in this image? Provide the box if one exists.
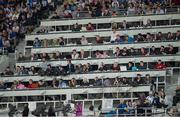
[48,105,56,117]
[22,104,29,117]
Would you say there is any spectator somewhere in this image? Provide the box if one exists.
[48,105,56,117]
[39,58,49,72]
[45,64,53,76]
[150,46,158,55]
[18,52,25,61]
[136,33,144,42]
[52,51,62,60]
[145,74,155,90]
[159,46,166,55]
[51,12,60,19]
[72,23,81,32]
[138,61,147,70]
[81,78,90,87]
[95,50,103,58]
[71,49,79,59]
[75,64,83,74]
[38,80,47,88]
[75,102,83,116]
[29,66,37,75]
[27,79,39,89]
[117,100,128,115]
[145,91,154,106]
[121,77,129,86]
[166,45,176,54]
[58,79,67,88]
[127,3,136,15]
[33,37,41,48]
[16,81,26,89]
[121,20,129,29]
[156,32,164,41]
[121,47,129,56]
[127,62,133,71]
[41,53,50,60]
[139,47,148,56]
[176,30,180,40]
[69,78,77,87]
[98,62,107,71]
[115,34,124,43]
[22,104,29,117]
[167,32,174,40]
[112,62,120,71]
[59,37,65,45]
[134,74,145,85]
[52,78,59,88]
[129,48,136,56]
[103,78,111,87]
[11,80,18,90]
[20,66,29,75]
[86,22,94,31]
[96,35,103,44]
[114,47,121,57]
[155,6,164,14]
[51,39,58,47]
[110,29,119,43]
[80,36,88,45]
[4,67,14,76]
[0,81,6,90]
[93,77,102,86]
[154,60,166,69]
[101,51,109,58]
[113,77,120,86]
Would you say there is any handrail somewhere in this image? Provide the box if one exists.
[42,6,180,22]
[0,69,166,82]
[25,25,180,40]
[30,40,180,54]
[16,54,180,67]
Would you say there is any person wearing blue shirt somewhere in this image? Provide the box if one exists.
[58,79,67,88]
[117,100,128,115]
[33,37,41,48]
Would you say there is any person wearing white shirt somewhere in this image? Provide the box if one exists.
[71,49,79,59]
[146,92,154,105]
[110,29,119,43]
[80,35,88,45]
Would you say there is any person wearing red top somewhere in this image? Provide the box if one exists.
[155,60,166,69]
[27,79,39,89]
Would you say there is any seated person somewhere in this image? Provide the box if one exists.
[58,79,67,88]
[138,61,147,70]
[133,74,145,85]
[71,49,79,59]
[112,62,120,72]
[80,35,88,45]
[96,35,103,44]
[18,52,25,61]
[66,60,75,73]
[27,79,39,89]
[93,77,102,86]
[81,78,90,87]
[4,67,14,76]
[117,100,128,115]
[69,78,77,87]
[38,80,47,88]
[154,60,166,69]
[121,47,129,56]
